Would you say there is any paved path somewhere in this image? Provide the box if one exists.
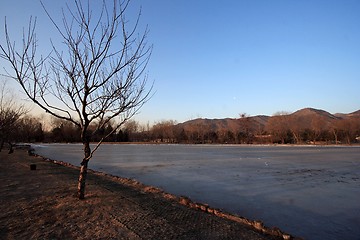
[0,148,286,239]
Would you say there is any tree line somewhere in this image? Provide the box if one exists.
[2,111,359,148]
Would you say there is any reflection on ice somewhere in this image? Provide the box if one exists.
[33,144,360,240]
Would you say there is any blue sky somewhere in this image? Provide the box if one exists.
[1,1,360,124]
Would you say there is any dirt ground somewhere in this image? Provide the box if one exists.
[0,147,292,240]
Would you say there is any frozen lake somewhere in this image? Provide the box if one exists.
[32,144,360,240]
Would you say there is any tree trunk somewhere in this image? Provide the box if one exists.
[333,130,338,144]
[78,161,88,199]
[0,139,4,152]
[8,142,14,154]
[292,132,299,144]
[78,141,91,199]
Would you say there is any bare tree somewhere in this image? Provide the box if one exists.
[288,115,304,144]
[151,120,177,143]
[265,111,291,144]
[338,117,358,144]
[238,113,253,144]
[16,115,44,143]
[0,0,152,199]
[122,119,139,141]
[310,115,328,144]
[0,81,27,152]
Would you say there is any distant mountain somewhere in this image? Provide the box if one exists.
[178,118,240,133]
[335,109,360,118]
[351,109,360,114]
[348,109,360,117]
[251,115,270,126]
[291,108,339,120]
[179,107,359,133]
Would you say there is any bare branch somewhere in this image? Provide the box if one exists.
[1,0,152,198]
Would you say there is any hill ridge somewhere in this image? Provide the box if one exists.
[182,107,357,124]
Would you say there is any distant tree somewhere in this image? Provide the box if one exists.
[91,119,116,142]
[329,119,342,144]
[216,128,227,144]
[116,129,129,142]
[0,0,152,199]
[288,115,304,144]
[337,117,359,144]
[183,122,207,144]
[204,130,218,143]
[151,120,177,143]
[252,119,267,144]
[238,113,254,144]
[175,128,188,143]
[16,115,44,142]
[310,115,327,144]
[50,117,81,142]
[0,81,27,151]
[121,120,139,141]
[265,112,291,144]
[225,130,235,143]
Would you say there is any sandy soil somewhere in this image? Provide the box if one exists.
[0,147,294,240]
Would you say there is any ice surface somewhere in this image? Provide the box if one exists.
[33,144,360,240]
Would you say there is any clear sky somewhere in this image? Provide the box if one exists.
[1,1,360,124]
